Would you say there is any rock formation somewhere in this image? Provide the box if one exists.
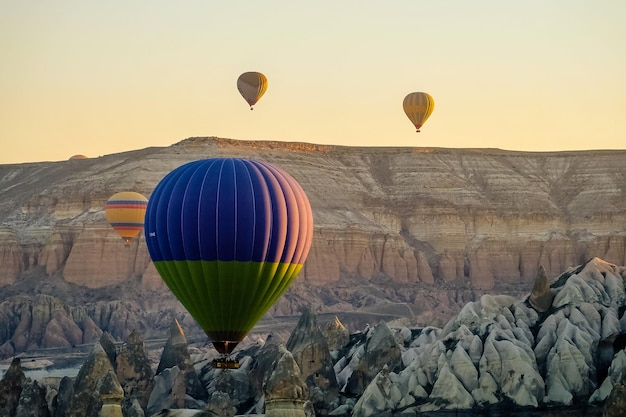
[3,138,626,355]
[348,258,624,416]
[63,342,124,417]
[115,329,155,412]
[1,257,623,416]
[264,344,309,417]
[0,358,27,416]
[147,366,204,415]
[1,138,626,415]
[338,322,403,398]
[98,372,124,417]
[147,320,208,414]
[14,379,50,417]
[247,334,285,408]
[603,383,626,417]
[322,316,350,352]
[0,292,178,358]
[286,307,340,415]
[529,265,555,312]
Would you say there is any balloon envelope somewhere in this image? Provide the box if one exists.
[105,192,148,245]
[237,72,268,109]
[403,92,435,132]
[144,158,314,354]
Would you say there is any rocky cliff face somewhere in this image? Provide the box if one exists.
[1,137,626,354]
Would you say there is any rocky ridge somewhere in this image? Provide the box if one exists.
[2,137,626,354]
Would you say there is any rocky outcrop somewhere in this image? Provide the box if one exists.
[0,228,22,286]
[147,320,208,414]
[603,383,626,417]
[98,372,124,417]
[338,322,403,398]
[286,307,339,415]
[147,366,207,414]
[62,226,152,288]
[116,329,155,411]
[264,344,309,417]
[247,334,284,406]
[0,294,171,355]
[0,358,27,416]
[322,316,350,352]
[347,258,625,416]
[529,265,555,312]
[38,228,76,277]
[3,138,626,290]
[2,257,623,416]
[64,342,124,417]
[14,379,50,417]
[3,138,626,357]
[0,294,103,353]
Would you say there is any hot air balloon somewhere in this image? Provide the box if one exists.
[69,154,88,160]
[105,191,148,246]
[237,71,268,110]
[144,158,313,364]
[403,92,435,132]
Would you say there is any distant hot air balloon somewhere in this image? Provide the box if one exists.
[237,72,268,110]
[403,92,435,132]
[105,192,148,246]
[144,158,314,362]
[69,154,88,160]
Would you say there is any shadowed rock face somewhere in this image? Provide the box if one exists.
[0,358,26,416]
[343,322,403,397]
[322,315,350,351]
[529,265,555,312]
[155,320,207,402]
[116,329,155,410]
[286,307,340,415]
[603,383,626,417]
[67,342,124,417]
[3,137,626,355]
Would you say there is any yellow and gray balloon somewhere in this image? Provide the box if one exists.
[237,72,268,110]
[403,92,435,132]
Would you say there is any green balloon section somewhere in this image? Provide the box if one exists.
[144,158,314,354]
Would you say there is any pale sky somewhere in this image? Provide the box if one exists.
[1,1,625,164]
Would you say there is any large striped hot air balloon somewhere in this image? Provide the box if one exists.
[403,92,435,132]
[237,71,268,110]
[105,191,148,246]
[144,158,314,358]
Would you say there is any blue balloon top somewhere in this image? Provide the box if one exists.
[144,158,313,264]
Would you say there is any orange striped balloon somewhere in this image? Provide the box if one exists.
[105,191,148,245]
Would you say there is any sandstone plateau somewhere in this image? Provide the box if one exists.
[1,137,626,354]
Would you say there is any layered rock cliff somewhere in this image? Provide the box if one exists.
[1,137,626,353]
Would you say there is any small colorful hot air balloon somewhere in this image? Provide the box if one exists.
[105,191,148,246]
[69,154,88,160]
[144,158,314,359]
[403,92,435,132]
[237,71,268,110]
